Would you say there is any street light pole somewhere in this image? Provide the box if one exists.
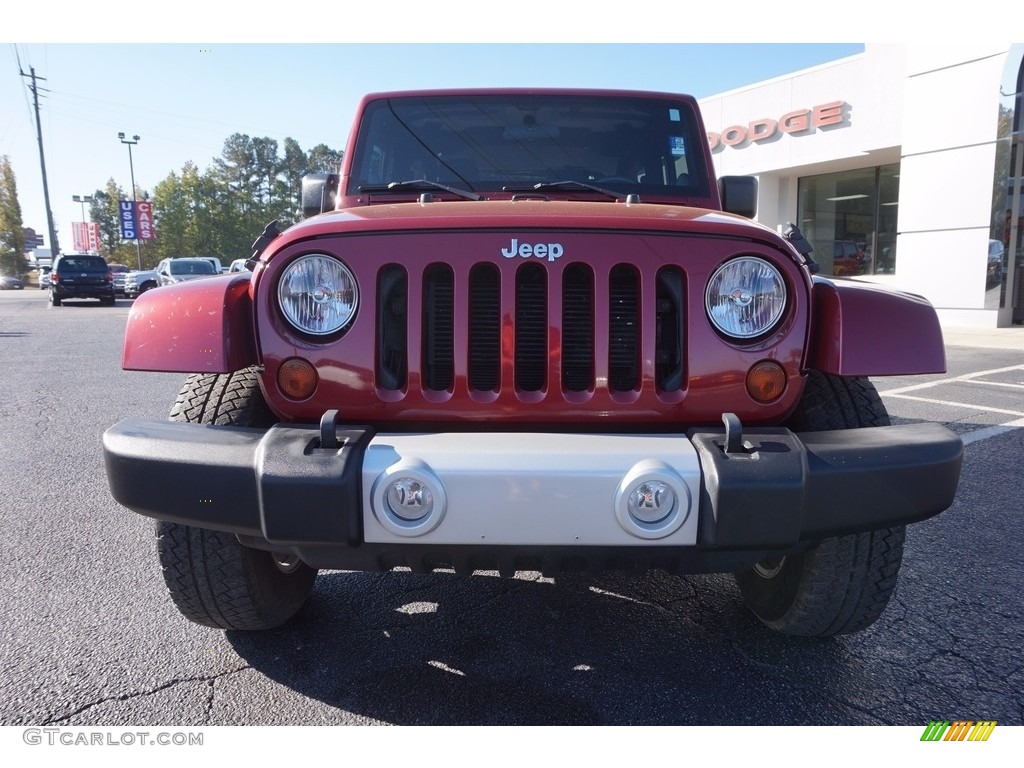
[72,194,93,253]
[118,132,142,270]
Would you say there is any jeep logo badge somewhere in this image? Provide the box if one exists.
[500,238,563,262]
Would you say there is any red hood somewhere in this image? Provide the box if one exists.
[265,200,795,262]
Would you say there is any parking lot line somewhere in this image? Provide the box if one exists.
[880,393,1024,418]
[878,364,1024,396]
[960,418,1024,445]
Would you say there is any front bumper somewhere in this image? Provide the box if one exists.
[103,418,962,573]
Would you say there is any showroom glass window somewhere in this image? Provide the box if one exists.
[987,44,1023,315]
[797,164,900,277]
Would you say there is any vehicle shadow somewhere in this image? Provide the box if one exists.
[225,568,882,725]
[49,300,122,308]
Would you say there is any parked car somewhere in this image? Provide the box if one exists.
[105,88,963,638]
[199,256,227,274]
[123,270,159,299]
[0,274,24,290]
[38,265,52,290]
[109,264,131,296]
[156,258,219,287]
[229,258,251,273]
[49,254,115,306]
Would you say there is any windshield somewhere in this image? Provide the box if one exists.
[169,260,216,276]
[347,93,710,199]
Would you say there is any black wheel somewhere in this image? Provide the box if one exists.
[101,295,115,306]
[157,368,318,630]
[734,372,906,637]
[139,281,156,294]
[49,289,60,306]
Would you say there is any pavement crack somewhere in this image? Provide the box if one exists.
[204,678,216,724]
[43,665,250,725]
[727,640,791,675]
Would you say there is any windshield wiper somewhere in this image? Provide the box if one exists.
[502,180,628,201]
[359,179,481,201]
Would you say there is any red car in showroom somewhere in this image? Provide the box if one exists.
[104,89,962,637]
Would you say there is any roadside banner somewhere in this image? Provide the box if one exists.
[119,200,136,240]
[136,201,155,240]
[120,201,155,241]
[72,222,102,253]
[72,222,89,251]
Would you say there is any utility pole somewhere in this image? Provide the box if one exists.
[20,66,60,258]
[118,133,142,270]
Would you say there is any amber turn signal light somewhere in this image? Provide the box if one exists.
[278,358,318,400]
[745,361,787,403]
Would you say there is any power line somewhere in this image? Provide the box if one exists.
[10,45,36,127]
[44,87,331,148]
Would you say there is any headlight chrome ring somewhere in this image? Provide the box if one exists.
[278,254,359,336]
[705,256,786,339]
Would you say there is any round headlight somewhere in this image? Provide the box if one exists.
[706,257,786,339]
[278,254,358,336]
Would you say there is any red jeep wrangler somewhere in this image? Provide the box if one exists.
[104,89,963,637]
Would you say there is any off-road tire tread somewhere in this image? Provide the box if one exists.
[785,370,890,431]
[158,367,316,630]
[169,368,275,428]
[735,371,906,637]
[157,521,317,630]
[737,525,906,637]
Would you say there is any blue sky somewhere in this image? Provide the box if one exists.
[2,42,866,247]
[1,0,1010,249]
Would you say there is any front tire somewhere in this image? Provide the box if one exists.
[157,368,318,630]
[734,372,907,637]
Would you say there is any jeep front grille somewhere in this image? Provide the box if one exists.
[375,262,685,397]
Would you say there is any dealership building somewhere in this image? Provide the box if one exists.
[698,43,1024,328]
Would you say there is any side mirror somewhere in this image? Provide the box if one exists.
[719,176,758,219]
[301,173,339,219]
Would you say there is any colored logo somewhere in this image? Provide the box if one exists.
[920,721,997,742]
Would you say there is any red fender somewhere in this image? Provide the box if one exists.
[806,277,946,377]
[123,274,258,373]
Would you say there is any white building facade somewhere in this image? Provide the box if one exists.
[699,44,1024,328]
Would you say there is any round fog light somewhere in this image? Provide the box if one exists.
[614,460,691,540]
[627,481,676,524]
[385,478,433,522]
[370,459,447,537]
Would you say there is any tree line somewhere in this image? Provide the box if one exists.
[89,135,343,269]
[0,156,26,277]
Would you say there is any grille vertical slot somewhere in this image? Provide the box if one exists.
[608,264,639,392]
[561,263,594,392]
[469,264,500,392]
[515,263,547,392]
[655,267,685,392]
[422,264,454,392]
[376,265,407,391]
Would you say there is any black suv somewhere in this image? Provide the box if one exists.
[49,254,116,306]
